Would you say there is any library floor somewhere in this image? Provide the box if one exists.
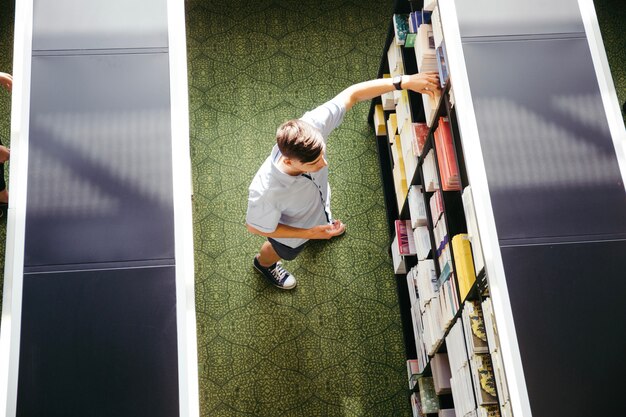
[0,0,625,416]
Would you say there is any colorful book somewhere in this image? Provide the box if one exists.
[434,117,461,191]
[374,104,386,136]
[395,220,417,255]
[452,234,476,302]
[431,353,452,394]
[411,122,430,157]
[418,376,440,414]
[436,41,449,88]
[393,14,410,45]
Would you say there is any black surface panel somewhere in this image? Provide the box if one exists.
[33,0,168,51]
[454,0,584,38]
[501,241,626,417]
[16,267,179,417]
[462,38,626,243]
[26,53,174,267]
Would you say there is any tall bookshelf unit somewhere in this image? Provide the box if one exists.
[370,1,626,416]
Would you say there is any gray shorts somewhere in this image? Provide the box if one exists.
[268,238,306,261]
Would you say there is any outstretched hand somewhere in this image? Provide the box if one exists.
[0,72,12,92]
[309,219,346,240]
[402,72,440,99]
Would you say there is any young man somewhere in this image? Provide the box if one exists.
[246,72,440,289]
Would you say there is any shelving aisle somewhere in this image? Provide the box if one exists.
[372,0,626,416]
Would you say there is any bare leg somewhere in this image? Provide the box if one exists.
[257,241,281,267]
[0,188,7,204]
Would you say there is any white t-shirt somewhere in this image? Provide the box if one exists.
[246,97,346,248]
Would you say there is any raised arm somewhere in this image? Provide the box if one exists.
[336,72,440,111]
[0,72,12,92]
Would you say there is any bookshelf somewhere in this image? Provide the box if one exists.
[372,1,626,416]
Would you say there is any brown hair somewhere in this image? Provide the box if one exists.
[276,119,324,163]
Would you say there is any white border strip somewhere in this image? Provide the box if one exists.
[0,0,33,415]
[438,1,533,416]
[578,0,626,191]
[167,1,200,416]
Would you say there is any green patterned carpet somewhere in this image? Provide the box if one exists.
[0,1,625,416]
[185,1,410,415]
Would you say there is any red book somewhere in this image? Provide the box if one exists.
[434,117,460,191]
[411,123,430,157]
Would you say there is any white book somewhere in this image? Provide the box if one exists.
[423,149,440,191]
[414,226,432,261]
[391,235,407,274]
[431,6,444,49]
[381,90,395,110]
[387,38,405,76]
[431,353,452,395]
[462,186,485,275]
[462,300,489,356]
[481,298,500,354]
[408,185,428,228]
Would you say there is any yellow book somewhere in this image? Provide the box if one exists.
[387,113,398,138]
[393,134,408,209]
[452,234,476,302]
[374,104,386,136]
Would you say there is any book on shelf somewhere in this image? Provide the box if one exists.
[391,135,409,210]
[410,9,433,32]
[405,32,417,48]
[408,185,428,228]
[387,112,398,138]
[410,305,428,373]
[470,354,498,406]
[411,122,429,157]
[374,104,386,136]
[462,186,485,275]
[447,320,477,417]
[423,149,440,192]
[396,90,411,133]
[429,189,444,227]
[436,41,449,88]
[462,300,489,356]
[480,298,499,354]
[407,359,421,389]
[434,117,461,191]
[401,124,419,181]
[433,218,448,258]
[410,392,425,417]
[395,220,417,256]
[479,404,501,417]
[437,261,459,326]
[391,234,407,274]
[418,376,440,414]
[422,90,440,127]
[393,14,410,46]
[437,241,452,275]
[452,234,476,302]
[415,259,438,311]
[481,298,510,407]
[387,37,404,76]
[414,225,432,261]
[489,347,510,407]
[500,402,513,417]
[431,6,444,50]
[381,74,395,110]
[438,410,455,417]
[423,1,437,12]
[415,24,437,73]
[431,353,452,395]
